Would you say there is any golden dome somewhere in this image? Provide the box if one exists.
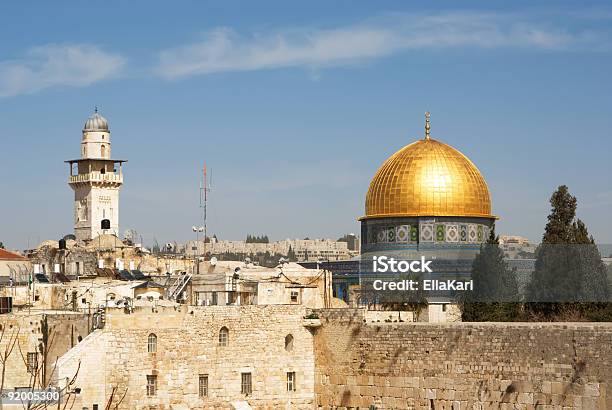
[363,115,494,220]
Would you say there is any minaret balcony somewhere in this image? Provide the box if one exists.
[69,172,123,185]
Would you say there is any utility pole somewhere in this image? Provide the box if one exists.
[192,226,204,274]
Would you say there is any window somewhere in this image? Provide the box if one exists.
[290,290,300,303]
[442,304,447,312]
[26,352,37,374]
[287,372,296,392]
[241,372,252,395]
[284,334,294,352]
[198,374,208,397]
[93,405,99,410]
[146,375,157,396]
[148,333,157,353]
[101,144,106,158]
[218,327,228,346]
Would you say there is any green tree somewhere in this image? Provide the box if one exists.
[287,246,297,262]
[460,225,520,321]
[526,186,611,319]
[0,242,4,249]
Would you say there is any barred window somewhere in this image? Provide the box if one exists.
[241,372,252,395]
[148,333,157,353]
[199,374,208,397]
[26,352,37,374]
[287,372,296,391]
[146,375,157,396]
[218,327,229,346]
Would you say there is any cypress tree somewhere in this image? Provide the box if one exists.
[287,246,297,262]
[526,185,611,319]
[460,225,520,321]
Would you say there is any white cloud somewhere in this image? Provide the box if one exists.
[156,12,586,79]
[0,44,125,98]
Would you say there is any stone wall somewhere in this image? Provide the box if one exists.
[0,312,90,390]
[313,309,612,410]
[56,304,317,409]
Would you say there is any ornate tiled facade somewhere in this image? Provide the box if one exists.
[361,216,491,252]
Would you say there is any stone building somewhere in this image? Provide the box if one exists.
[187,238,355,262]
[26,235,194,279]
[0,248,31,283]
[0,312,90,392]
[186,261,332,308]
[66,109,126,242]
[55,305,317,410]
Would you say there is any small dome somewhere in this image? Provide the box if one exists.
[83,109,109,131]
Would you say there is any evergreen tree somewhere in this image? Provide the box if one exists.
[0,242,4,249]
[542,185,577,244]
[287,246,297,262]
[526,186,610,319]
[460,225,520,321]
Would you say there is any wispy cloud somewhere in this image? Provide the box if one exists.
[156,12,598,79]
[0,44,125,98]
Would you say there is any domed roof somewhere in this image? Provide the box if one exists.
[363,114,494,220]
[83,108,109,131]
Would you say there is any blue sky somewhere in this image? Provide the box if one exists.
[1,1,612,249]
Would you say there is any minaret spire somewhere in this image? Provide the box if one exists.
[425,111,431,140]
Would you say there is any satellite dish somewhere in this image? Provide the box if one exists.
[210,257,218,266]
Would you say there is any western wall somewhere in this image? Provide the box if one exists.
[313,309,612,410]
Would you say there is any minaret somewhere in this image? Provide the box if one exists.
[66,109,126,241]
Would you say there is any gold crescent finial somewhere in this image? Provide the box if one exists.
[425,111,431,140]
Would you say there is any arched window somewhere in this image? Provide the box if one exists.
[218,327,229,346]
[148,333,157,353]
[101,144,106,158]
[285,334,294,352]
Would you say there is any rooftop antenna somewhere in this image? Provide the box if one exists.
[200,163,212,260]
